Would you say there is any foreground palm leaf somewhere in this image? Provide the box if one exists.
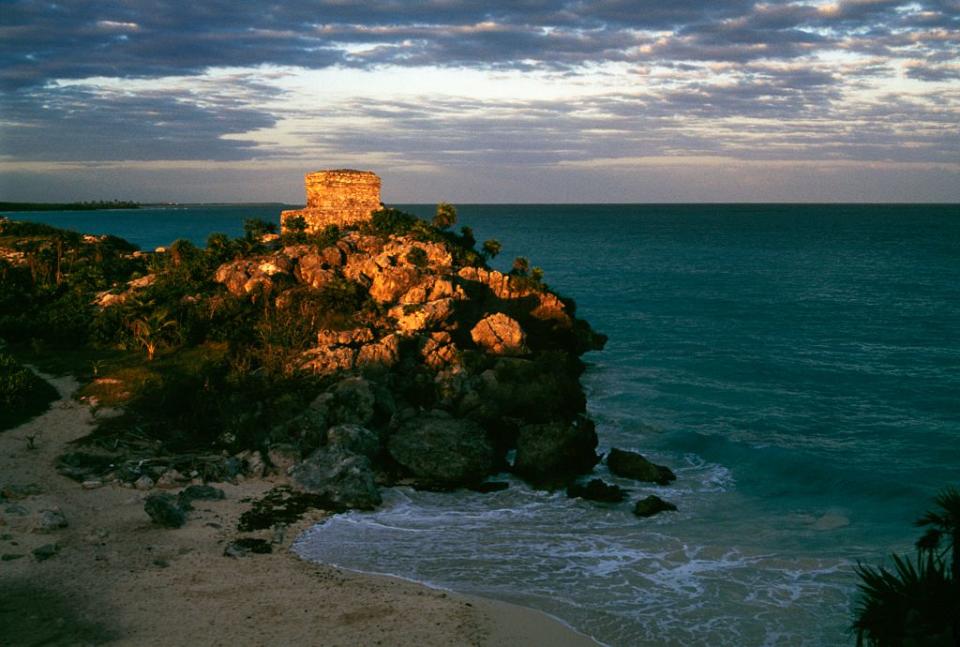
[852,487,960,647]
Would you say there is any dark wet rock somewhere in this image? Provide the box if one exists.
[32,543,59,561]
[326,424,380,460]
[32,508,67,533]
[607,448,676,485]
[224,538,273,558]
[177,485,225,509]
[290,447,381,510]
[144,493,187,528]
[513,417,599,487]
[567,478,627,503]
[633,495,678,518]
[388,411,495,486]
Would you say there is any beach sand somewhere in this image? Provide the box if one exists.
[0,374,599,647]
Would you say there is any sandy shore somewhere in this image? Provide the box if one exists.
[0,373,600,647]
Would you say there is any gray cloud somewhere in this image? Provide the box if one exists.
[1,0,957,201]
[0,85,278,161]
[3,0,958,89]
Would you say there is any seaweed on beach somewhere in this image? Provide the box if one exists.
[238,485,339,532]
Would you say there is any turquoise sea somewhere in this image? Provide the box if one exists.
[12,203,960,645]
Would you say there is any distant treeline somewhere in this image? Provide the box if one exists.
[0,200,141,212]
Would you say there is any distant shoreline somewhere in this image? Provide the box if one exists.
[0,201,141,212]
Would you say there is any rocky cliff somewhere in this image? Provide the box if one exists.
[2,195,685,521]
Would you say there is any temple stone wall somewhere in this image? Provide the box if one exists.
[281,170,381,233]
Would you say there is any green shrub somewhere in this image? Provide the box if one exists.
[369,208,419,236]
[309,225,341,249]
[243,218,277,240]
[281,215,308,244]
[406,246,428,268]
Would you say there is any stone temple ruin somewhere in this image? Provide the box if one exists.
[281,169,382,234]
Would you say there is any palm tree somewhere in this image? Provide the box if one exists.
[130,308,178,361]
[915,487,960,583]
[852,486,960,647]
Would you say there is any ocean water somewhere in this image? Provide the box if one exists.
[13,203,960,645]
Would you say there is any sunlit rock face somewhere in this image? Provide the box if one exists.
[281,170,382,234]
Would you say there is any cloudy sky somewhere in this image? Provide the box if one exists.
[1,1,958,203]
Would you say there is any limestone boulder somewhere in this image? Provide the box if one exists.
[389,299,455,334]
[296,252,336,288]
[388,411,495,486]
[513,417,599,487]
[606,448,676,485]
[214,254,293,296]
[400,277,467,305]
[470,313,528,356]
[300,346,355,374]
[421,332,459,370]
[369,266,421,303]
[290,447,381,510]
[317,328,374,346]
[356,333,401,368]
